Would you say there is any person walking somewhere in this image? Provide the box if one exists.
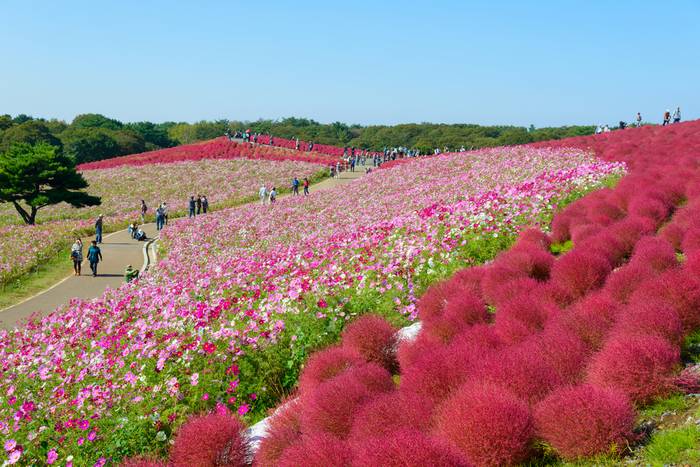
[95,214,104,244]
[303,177,310,196]
[156,205,165,230]
[269,187,277,203]
[202,195,209,213]
[161,202,169,225]
[70,238,83,276]
[673,107,681,124]
[87,240,102,277]
[140,200,148,223]
[196,195,202,215]
[189,196,196,217]
[663,109,671,126]
[636,112,642,127]
[292,177,300,195]
[259,184,268,204]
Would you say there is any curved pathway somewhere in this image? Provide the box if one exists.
[0,168,368,328]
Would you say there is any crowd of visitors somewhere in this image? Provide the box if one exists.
[598,107,683,133]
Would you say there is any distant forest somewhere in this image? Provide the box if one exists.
[0,113,596,164]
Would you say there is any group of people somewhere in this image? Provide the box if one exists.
[598,108,683,134]
[188,195,209,217]
[662,107,682,126]
[70,237,102,277]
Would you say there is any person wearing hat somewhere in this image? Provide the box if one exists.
[95,214,104,243]
[87,240,102,277]
[125,264,139,283]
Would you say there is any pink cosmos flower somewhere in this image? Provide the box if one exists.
[237,404,249,416]
[46,449,58,464]
[201,393,209,401]
[190,373,199,386]
[3,439,16,452]
[87,431,97,442]
[8,450,21,464]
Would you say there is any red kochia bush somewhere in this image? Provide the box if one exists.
[416,279,456,322]
[534,385,636,460]
[422,290,489,343]
[452,266,485,296]
[550,251,612,301]
[277,432,352,467]
[348,391,434,446]
[604,262,655,304]
[527,324,590,384]
[298,345,360,395]
[681,227,700,255]
[341,315,397,371]
[300,363,393,438]
[396,332,441,371]
[435,383,534,466]
[517,228,552,250]
[558,291,618,350]
[254,398,302,467]
[586,333,680,405]
[496,245,555,281]
[170,413,247,467]
[627,196,671,226]
[494,293,556,344]
[629,236,678,271]
[352,429,472,467]
[615,299,683,345]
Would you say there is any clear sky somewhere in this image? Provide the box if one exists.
[1,0,698,127]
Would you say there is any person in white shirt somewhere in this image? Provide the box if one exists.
[259,185,268,205]
[673,107,681,124]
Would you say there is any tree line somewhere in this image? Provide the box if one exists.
[0,113,596,165]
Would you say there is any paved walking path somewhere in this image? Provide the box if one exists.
[0,167,368,329]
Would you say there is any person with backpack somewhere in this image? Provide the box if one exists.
[70,238,83,276]
[303,177,310,196]
[269,187,277,203]
[95,214,104,243]
[259,184,268,205]
[87,240,102,277]
[292,177,300,195]
[202,195,209,213]
[140,200,148,223]
[663,110,671,126]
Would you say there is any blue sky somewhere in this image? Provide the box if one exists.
[1,1,698,127]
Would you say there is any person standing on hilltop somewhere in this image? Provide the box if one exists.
[303,177,310,196]
[636,112,642,127]
[663,110,671,126]
[202,195,209,213]
[308,141,314,152]
[87,240,102,277]
[673,107,681,124]
[95,214,104,243]
[140,200,148,223]
[70,237,83,276]
[189,196,196,217]
[295,138,300,150]
[259,184,268,205]
[292,177,300,195]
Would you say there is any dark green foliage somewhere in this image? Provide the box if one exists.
[0,143,101,224]
[0,120,63,153]
[71,113,124,130]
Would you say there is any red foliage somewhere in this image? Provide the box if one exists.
[348,391,433,446]
[416,279,456,322]
[254,399,302,467]
[494,293,556,344]
[681,227,700,255]
[341,315,397,371]
[517,228,552,250]
[550,251,612,301]
[534,385,636,460]
[557,291,619,350]
[570,223,602,243]
[615,299,683,345]
[396,332,441,371]
[627,196,671,226]
[297,345,360,395]
[629,236,678,271]
[484,276,541,308]
[451,266,485,296]
[300,364,393,438]
[170,412,247,467]
[586,333,680,405]
[604,262,655,304]
[526,324,590,384]
[435,383,534,466]
[496,245,555,281]
[351,429,472,467]
[277,432,352,467]
[422,290,489,343]
[659,222,686,251]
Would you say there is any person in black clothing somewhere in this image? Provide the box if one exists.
[202,195,209,213]
[196,195,202,215]
[189,196,196,217]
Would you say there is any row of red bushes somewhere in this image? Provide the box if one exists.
[77,137,343,170]
[252,134,379,159]
[121,121,700,466]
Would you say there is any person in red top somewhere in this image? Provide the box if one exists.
[303,177,310,196]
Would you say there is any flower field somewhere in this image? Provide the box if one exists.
[77,137,344,170]
[0,146,623,465]
[243,121,700,466]
[0,159,326,286]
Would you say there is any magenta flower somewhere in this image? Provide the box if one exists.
[46,449,58,465]
[237,404,250,416]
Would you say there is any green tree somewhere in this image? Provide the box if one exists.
[0,121,63,153]
[0,143,101,224]
[71,113,123,131]
[61,128,121,164]
[124,121,175,149]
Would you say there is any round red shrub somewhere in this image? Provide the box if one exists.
[604,262,655,304]
[471,344,563,405]
[527,324,590,384]
[348,391,434,446]
[558,291,618,350]
[484,276,540,308]
[396,332,441,371]
[277,432,352,467]
[481,263,528,305]
[578,231,628,268]
[451,266,485,296]
[534,384,635,460]
[298,345,361,395]
[570,223,602,243]
[551,251,612,301]
[170,413,247,467]
[517,228,552,250]
[615,299,683,345]
[628,196,671,225]
[341,315,397,371]
[417,279,460,322]
[351,429,472,467]
[586,333,680,405]
[346,362,395,394]
[629,269,700,333]
[681,227,700,255]
[497,246,555,281]
[659,222,685,251]
[550,211,574,243]
[423,290,489,343]
[629,236,678,272]
[400,345,475,405]
[493,293,555,344]
[435,383,534,466]
[254,399,302,467]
